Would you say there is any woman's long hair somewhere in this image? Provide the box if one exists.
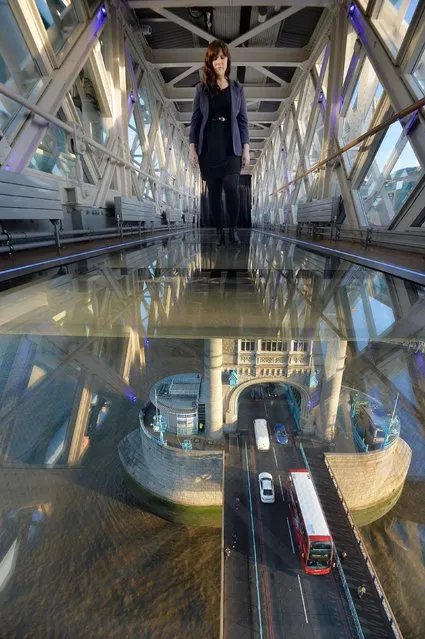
[202,40,231,94]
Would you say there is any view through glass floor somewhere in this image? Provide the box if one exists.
[0,229,424,638]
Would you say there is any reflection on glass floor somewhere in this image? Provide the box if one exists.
[0,228,424,637]
[0,228,424,468]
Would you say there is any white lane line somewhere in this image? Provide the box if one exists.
[278,475,284,502]
[286,517,295,553]
[272,446,278,468]
[297,575,309,624]
[244,442,264,639]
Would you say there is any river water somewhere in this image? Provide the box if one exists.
[0,389,220,639]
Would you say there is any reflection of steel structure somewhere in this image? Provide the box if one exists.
[350,392,400,452]
[369,338,425,354]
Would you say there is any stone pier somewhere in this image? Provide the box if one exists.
[204,338,223,439]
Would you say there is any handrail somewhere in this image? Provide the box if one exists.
[333,546,365,639]
[0,82,195,200]
[269,95,425,197]
[299,442,311,471]
[324,457,403,638]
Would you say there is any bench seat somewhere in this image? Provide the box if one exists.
[0,170,63,221]
[114,196,160,228]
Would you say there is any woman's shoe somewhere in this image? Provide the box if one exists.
[229,228,241,245]
[216,229,226,246]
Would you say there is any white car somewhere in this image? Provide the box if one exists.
[259,472,275,503]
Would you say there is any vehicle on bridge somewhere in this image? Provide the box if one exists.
[254,418,270,451]
[286,469,333,575]
[274,423,288,445]
[258,472,275,503]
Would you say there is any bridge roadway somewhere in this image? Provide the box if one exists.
[222,396,395,639]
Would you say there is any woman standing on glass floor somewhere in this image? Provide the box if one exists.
[189,40,250,246]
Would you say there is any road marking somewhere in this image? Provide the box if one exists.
[286,517,295,553]
[297,575,309,624]
[278,475,284,501]
[244,442,264,639]
[272,446,278,468]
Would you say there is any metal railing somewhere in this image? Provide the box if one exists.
[299,442,311,471]
[333,547,365,639]
[323,457,403,638]
[269,95,425,198]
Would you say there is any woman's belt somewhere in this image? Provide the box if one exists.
[211,116,227,122]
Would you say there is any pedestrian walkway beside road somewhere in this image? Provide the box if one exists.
[304,444,397,639]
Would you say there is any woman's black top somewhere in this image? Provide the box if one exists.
[199,86,241,181]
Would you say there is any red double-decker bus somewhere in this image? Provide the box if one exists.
[286,469,333,575]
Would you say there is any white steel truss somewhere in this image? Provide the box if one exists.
[0,0,200,217]
[252,0,425,234]
[1,0,425,236]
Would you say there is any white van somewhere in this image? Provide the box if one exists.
[254,419,270,451]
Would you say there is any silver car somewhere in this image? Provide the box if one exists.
[259,472,275,503]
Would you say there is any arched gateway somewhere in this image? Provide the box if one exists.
[224,377,314,433]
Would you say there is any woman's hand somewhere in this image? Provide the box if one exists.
[242,144,250,168]
[189,143,198,169]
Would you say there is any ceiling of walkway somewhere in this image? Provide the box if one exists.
[129,1,328,169]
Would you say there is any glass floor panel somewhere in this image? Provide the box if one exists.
[0,229,424,637]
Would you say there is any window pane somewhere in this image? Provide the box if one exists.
[367,273,395,334]
[281,111,294,149]
[345,280,370,347]
[0,3,42,132]
[138,85,152,139]
[298,75,315,139]
[339,57,384,172]
[315,47,329,97]
[71,67,111,146]
[35,0,82,54]
[412,45,425,97]
[356,120,424,226]
[306,112,324,169]
[29,121,76,179]
[343,23,359,84]
[99,33,111,70]
[373,0,420,57]
[288,140,300,182]
[295,179,307,205]
[128,114,143,166]
[273,134,281,170]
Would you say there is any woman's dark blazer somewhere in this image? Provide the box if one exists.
[189,80,249,156]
